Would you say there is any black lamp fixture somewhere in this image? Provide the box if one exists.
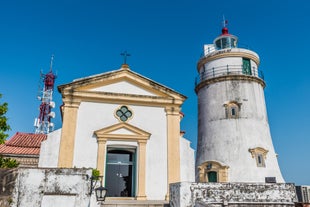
[89,175,108,202]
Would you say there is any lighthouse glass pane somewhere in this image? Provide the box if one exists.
[231,38,237,48]
[215,39,222,49]
[222,38,229,48]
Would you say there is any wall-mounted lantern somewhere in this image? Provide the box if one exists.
[89,175,107,202]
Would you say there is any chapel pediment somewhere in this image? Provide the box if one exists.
[95,122,151,141]
[58,64,186,102]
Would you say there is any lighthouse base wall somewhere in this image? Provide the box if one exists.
[170,182,297,207]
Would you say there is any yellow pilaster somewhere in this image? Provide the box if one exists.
[136,140,147,200]
[165,106,181,200]
[58,101,80,168]
[96,138,107,178]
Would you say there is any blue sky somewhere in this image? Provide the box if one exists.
[0,0,309,185]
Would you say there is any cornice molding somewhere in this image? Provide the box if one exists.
[195,75,265,93]
[62,90,184,107]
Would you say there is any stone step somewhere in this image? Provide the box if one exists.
[101,200,169,207]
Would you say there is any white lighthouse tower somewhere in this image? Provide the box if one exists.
[195,22,284,183]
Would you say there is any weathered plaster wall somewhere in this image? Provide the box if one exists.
[170,182,297,207]
[10,168,92,207]
[196,78,284,182]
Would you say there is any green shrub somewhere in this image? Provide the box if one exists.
[92,168,100,179]
[0,156,19,168]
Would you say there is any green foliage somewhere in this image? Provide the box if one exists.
[92,168,100,180]
[0,156,19,168]
[7,197,13,204]
[0,93,11,144]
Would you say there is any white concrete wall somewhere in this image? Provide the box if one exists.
[38,129,61,167]
[196,78,284,182]
[73,101,168,200]
[180,137,195,182]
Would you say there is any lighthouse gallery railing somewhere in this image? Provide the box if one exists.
[195,64,264,86]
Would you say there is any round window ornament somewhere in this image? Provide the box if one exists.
[115,106,133,122]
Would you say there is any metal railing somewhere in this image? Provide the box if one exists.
[195,64,264,86]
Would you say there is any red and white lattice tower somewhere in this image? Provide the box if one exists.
[34,56,57,134]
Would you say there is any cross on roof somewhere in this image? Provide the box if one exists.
[120,51,131,64]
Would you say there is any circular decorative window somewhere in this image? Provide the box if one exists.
[115,106,133,122]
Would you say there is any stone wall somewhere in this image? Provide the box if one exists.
[170,182,297,207]
[0,168,18,207]
[9,168,92,207]
[3,155,39,167]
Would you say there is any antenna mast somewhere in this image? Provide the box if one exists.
[34,55,57,134]
[222,15,228,27]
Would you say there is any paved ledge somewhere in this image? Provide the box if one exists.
[102,200,169,207]
[170,182,297,207]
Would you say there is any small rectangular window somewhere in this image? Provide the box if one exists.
[242,58,252,75]
[256,154,265,167]
[231,108,236,116]
[258,155,262,164]
[225,103,240,119]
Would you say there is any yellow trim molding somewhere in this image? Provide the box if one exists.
[165,106,181,200]
[249,147,269,159]
[57,101,80,168]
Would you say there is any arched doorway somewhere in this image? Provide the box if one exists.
[105,148,136,197]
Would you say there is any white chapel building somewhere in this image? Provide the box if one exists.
[38,63,195,201]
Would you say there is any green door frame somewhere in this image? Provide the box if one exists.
[105,148,136,197]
